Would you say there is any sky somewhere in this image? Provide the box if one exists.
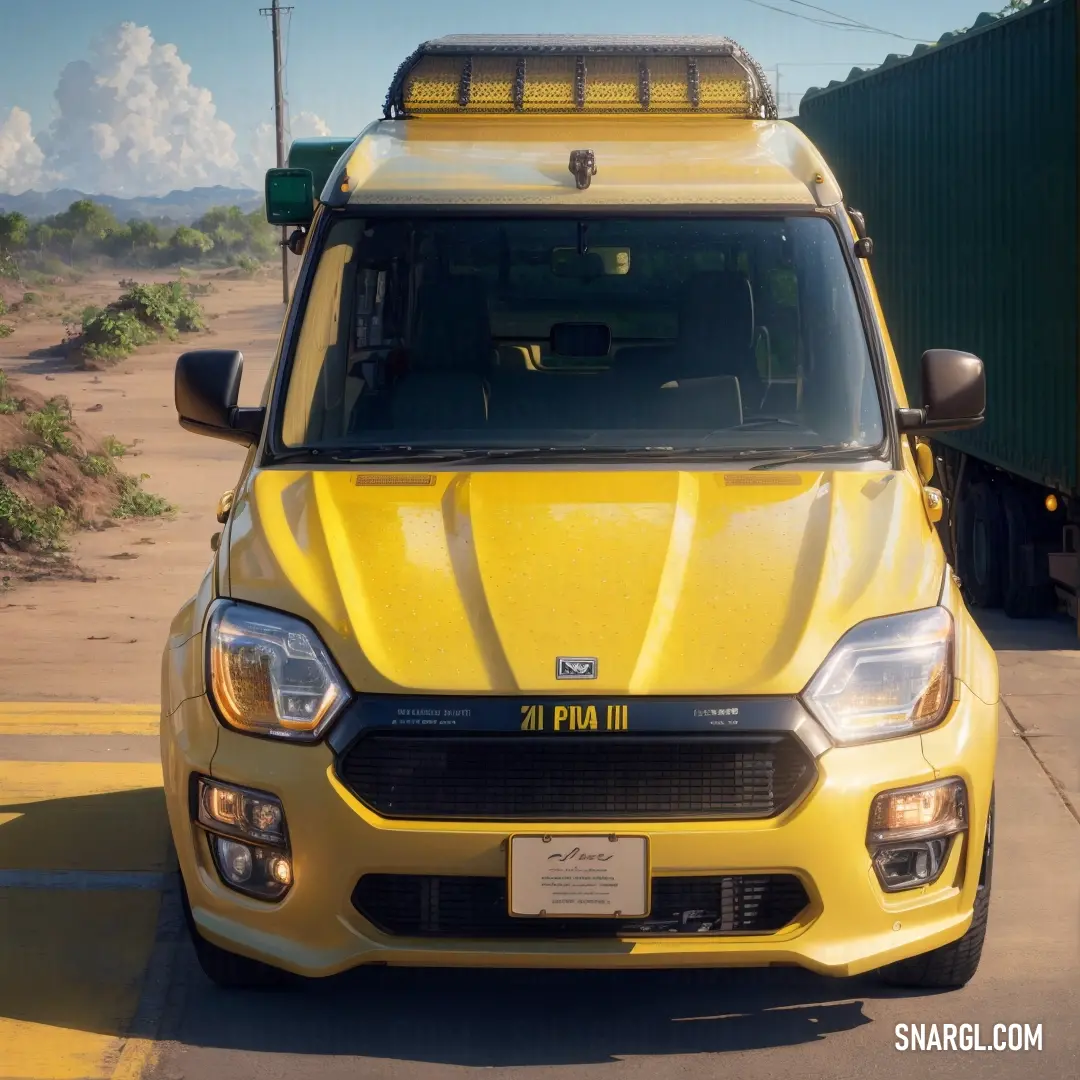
[0,0,1013,197]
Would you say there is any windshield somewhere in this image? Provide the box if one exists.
[276,214,885,459]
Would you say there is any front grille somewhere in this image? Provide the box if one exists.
[352,874,811,938]
[336,733,815,820]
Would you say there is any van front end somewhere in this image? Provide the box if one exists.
[161,536,997,983]
[165,35,999,991]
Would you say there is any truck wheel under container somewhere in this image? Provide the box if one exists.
[955,481,1004,609]
[1000,485,1054,619]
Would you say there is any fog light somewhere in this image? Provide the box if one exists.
[210,836,293,901]
[872,838,950,891]
[268,854,292,886]
[216,838,254,884]
[194,776,293,902]
[867,778,967,892]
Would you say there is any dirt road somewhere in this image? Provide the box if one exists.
[0,271,284,702]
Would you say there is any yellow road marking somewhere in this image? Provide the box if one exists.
[0,703,159,737]
[0,706,172,1080]
[0,890,161,1080]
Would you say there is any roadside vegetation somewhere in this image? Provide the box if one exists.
[0,200,277,286]
[0,370,173,578]
[66,278,208,365]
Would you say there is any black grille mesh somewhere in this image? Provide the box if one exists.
[336,733,814,820]
[352,874,811,938]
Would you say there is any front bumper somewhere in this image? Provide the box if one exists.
[161,687,997,979]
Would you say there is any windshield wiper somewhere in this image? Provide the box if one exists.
[747,445,882,470]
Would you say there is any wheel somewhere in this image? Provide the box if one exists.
[956,481,1005,608]
[180,876,294,990]
[1000,485,1054,618]
[878,788,994,990]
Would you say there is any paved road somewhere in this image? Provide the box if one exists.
[0,613,1077,1080]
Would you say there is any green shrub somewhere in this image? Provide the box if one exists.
[76,280,206,361]
[0,399,18,415]
[102,435,127,458]
[0,482,66,550]
[5,446,46,478]
[22,291,40,304]
[119,281,205,333]
[80,454,113,477]
[114,473,172,518]
[0,324,12,338]
[81,308,156,359]
[24,400,75,454]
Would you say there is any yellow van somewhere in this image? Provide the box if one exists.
[161,36,999,991]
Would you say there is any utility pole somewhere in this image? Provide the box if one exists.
[260,0,293,304]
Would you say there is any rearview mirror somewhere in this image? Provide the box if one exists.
[265,168,315,226]
[175,350,265,446]
[551,247,630,278]
[897,349,985,435]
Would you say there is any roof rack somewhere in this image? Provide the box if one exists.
[383,35,777,120]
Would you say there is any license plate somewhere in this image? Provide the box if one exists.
[508,835,649,918]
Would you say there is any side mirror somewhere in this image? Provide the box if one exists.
[265,168,315,226]
[175,350,265,446]
[897,349,985,435]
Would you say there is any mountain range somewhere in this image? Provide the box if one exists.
[0,185,263,224]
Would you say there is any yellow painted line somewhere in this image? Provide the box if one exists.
[111,1038,161,1080]
[0,762,167,873]
[0,703,159,736]
[0,889,161,1080]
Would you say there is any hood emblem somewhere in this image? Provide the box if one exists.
[556,657,598,680]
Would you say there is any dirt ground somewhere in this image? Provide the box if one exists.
[0,268,288,703]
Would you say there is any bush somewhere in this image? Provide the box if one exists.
[118,281,205,333]
[5,446,46,478]
[0,324,13,338]
[77,281,206,362]
[102,435,127,457]
[80,454,113,477]
[81,307,156,360]
[0,482,66,550]
[24,399,75,454]
[114,473,172,518]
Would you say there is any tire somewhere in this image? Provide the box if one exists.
[956,481,1005,608]
[180,876,294,991]
[1000,485,1054,619]
[878,788,994,990]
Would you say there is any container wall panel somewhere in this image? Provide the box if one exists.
[798,0,1078,494]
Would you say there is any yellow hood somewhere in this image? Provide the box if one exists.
[226,467,945,696]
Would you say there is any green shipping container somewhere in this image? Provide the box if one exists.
[798,0,1079,497]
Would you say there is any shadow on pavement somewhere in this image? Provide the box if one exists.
[972,609,1078,652]
[163,943,951,1065]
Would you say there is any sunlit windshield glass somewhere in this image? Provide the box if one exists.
[278,215,884,455]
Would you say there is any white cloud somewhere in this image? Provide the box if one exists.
[0,23,333,197]
[0,107,46,194]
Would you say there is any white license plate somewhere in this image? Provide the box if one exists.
[508,835,649,918]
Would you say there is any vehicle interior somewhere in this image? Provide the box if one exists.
[279,214,884,450]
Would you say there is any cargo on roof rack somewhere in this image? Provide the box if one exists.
[383,35,777,120]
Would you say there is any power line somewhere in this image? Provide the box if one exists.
[737,0,933,43]
[781,0,930,40]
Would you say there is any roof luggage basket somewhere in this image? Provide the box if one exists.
[383,35,778,120]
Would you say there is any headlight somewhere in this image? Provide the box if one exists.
[803,607,954,745]
[206,600,350,740]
